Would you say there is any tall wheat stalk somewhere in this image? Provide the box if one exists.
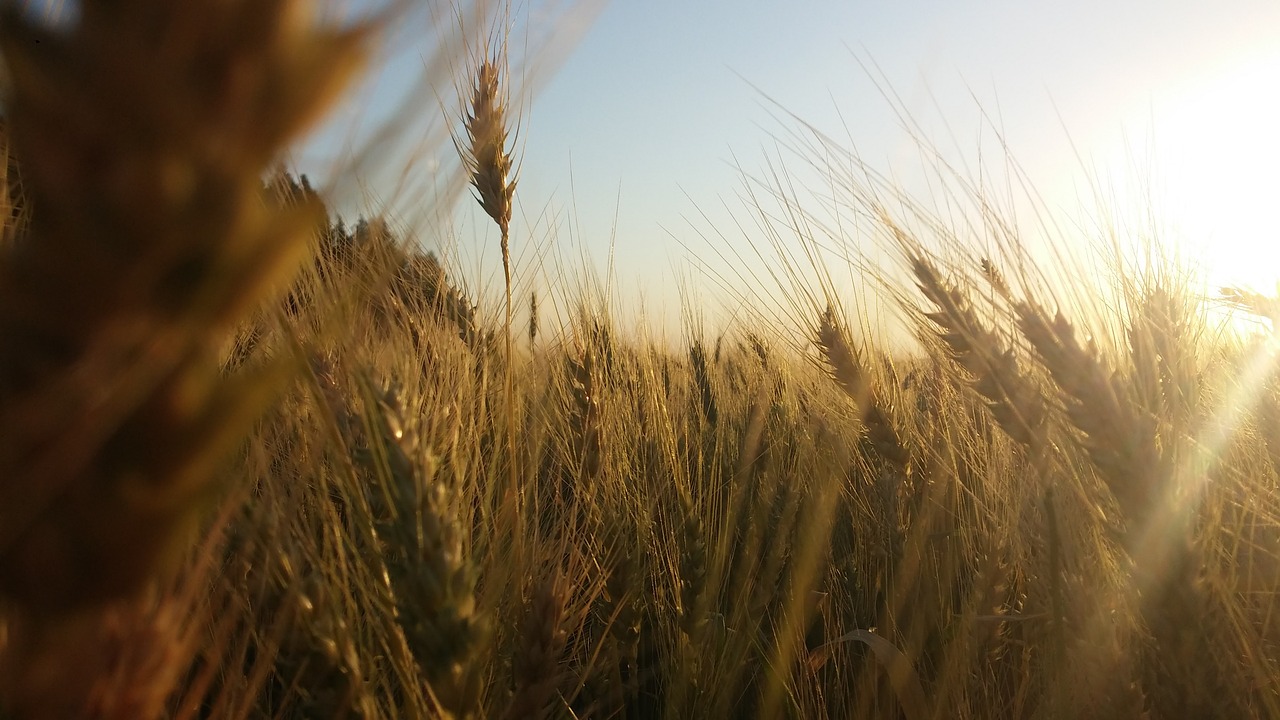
[461,51,520,503]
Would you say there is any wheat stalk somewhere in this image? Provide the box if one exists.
[460,51,521,521]
[676,487,709,638]
[463,59,516,255]
[529,289,539,349]
[0,0,370,614]
[909,255,1048,455]
[352,377,482,715]
[0,26,373,719]
[569,342,603,486]
[814,304,910,471]
[1014,300,1162,526]
[506,570,569,720]
[690,340,719,426]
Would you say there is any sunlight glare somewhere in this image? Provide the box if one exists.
[1155,49,1280,294]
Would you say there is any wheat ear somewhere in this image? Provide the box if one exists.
[0,0,368,613]
[506,570,569,720]
[460,52,520,509]
[909,255,1047,455]
[814,304,909,471]
[690,340,719,426]
[1014,301,1162,525]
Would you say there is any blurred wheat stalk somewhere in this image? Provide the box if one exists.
[0,0,371,714]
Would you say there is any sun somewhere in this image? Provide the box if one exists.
[1152,48,1280,295]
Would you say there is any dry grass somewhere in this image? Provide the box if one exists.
[3,2,1280,719]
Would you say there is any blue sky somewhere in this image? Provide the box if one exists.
[302,0,1280,333]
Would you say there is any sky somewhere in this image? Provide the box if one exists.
[299,0,1280,335]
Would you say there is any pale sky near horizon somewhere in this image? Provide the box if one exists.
[17,1,1280,333]
[302,0,1280,335]
[14,1,1280,334]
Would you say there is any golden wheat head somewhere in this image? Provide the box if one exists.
[0,0,371,613]
[463,59,516,237]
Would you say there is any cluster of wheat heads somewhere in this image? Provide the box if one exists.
[875,215,1280,718]
[728,96,1280,712]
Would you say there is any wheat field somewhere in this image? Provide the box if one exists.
[2,2,1280,719]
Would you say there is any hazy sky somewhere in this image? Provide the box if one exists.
[305,0,1280,331]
